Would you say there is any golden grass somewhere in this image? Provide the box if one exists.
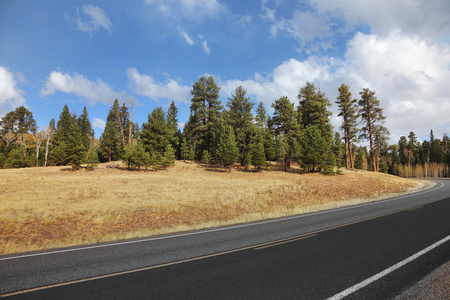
[0,161,432,255]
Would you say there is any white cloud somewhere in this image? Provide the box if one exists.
[309,0,450,39]
[201,40,211,55]
[127,68,191,103]
[220,31,450,142]
[0,66,26,116]
[92,118,106,130]
[144,0,225,20]
[40,71,128,105]
[177,27,194,45]
[76,5,112,34]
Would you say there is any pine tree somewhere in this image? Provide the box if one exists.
[100,100,124,162]
[65,123,86,170]
[298,82,333,143]
[180,138,189,162]
[255,101,268,131]
[202,150,210,168]
[225,86,254,165]
[188,76,222,158]
[275,136,288,172]
[78,106,94,151]
[86,146,99,170]
[54,105,73,145]
[358,88,389,172]
[252,141,266,172]
[271,96,300,169]
[300,125,327,173]
[216,124,239,172]
[141,107,172,155]
[162,144,176,168]
[336,84,359,169]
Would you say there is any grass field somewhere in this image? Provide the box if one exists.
[0,161,432,255]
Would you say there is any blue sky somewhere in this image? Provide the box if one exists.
[1,0,449,142]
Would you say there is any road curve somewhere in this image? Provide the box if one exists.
[1,179,449,298]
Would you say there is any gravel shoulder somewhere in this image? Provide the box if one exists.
[395,260,450,299]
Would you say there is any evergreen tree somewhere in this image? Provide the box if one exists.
[275,136,288,172]
[358,88,389,172]
[123,143,135,170]
[336,84,359,169]
[300,125,328,172]
[65,123,86,170]
[141,107,172,155]
[86,146,99,170]
[202,150,210,168]
[0,106,37,136]
[54,105,73,144]
[162,144,176,168]
[252,141,266,172]
[100,100,124,161]
[264,131,276,164]
[180,138,189,162]
[298,82,333,142]
[225,86,255,165]
[78,106,94,151]
[271,96,300,169]
[167,100,179,150]
[188,76,222,158]
[255,101,268,131]
[215,124,239,172]
[5,145,29,168]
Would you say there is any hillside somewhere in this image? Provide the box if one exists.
[0,162,432,255]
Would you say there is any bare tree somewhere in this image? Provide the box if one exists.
[44,126,55,167]
[34,130,45,166]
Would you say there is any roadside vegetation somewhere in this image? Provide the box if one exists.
[0,161,431,255]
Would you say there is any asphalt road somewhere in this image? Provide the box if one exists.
[1,179,449,299]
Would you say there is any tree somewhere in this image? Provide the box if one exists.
[141,107,172,155]
[65,123,86,170]
[188,76,222,158]
[162,144,176,168]
[86,146,99,170]
[78,106,94,151]
[100,100,122,162]
[275,136,288,172]
[271,96,300,169]
[225,86,255,165]
[300,125,328,172]
[54,105,73,145]
[5,146,29,168]
[167,100,179,151]
[0,106,37,136]
[255,101,268,131]
[298,82,333,142]
[252,141,266,172]
[34,130,45,166]
[202,150,210,168]
[180,138,189,162]
[358,88,389,172]
[215,124,239,172]
[336,84,359,169]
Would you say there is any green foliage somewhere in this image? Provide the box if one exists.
[188,76,222,158]
[0,106,37,136]
[188,147,195,161]
[252,142,266,172]
[86,147,99,170]
[162,144,176,168]
[225,86,254,165]
[5,146,29,168]
[141,107,173,155]
[65,123,86,170]
[300,125,328,173]
[78,106,94,151]
[201,150,210,167]
[275,136,288,172]
[215,124,239,172]
[100,100,124,162]
[180,138,189,162]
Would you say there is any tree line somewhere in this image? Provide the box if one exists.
[0,75,447,177]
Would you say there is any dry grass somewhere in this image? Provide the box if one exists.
[0,161,432,255]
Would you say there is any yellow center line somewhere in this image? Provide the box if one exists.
[1,202,429,298]
[254,234,318,250]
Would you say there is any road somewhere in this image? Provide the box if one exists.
[1,179,449,299]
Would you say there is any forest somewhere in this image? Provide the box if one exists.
[1,75,449,178]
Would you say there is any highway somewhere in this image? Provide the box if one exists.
[1,179,449,299]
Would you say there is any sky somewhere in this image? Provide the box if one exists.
[1,0,449,143]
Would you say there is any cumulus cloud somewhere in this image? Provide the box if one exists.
[76,5,112,34]
[0,66,26,116]
[40,71,128,105]
[220,31,450,141]
[92,118,106,130]
[127,68,191,103]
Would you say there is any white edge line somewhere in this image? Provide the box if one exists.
[0,181,444,262]
[327,234,450,300]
